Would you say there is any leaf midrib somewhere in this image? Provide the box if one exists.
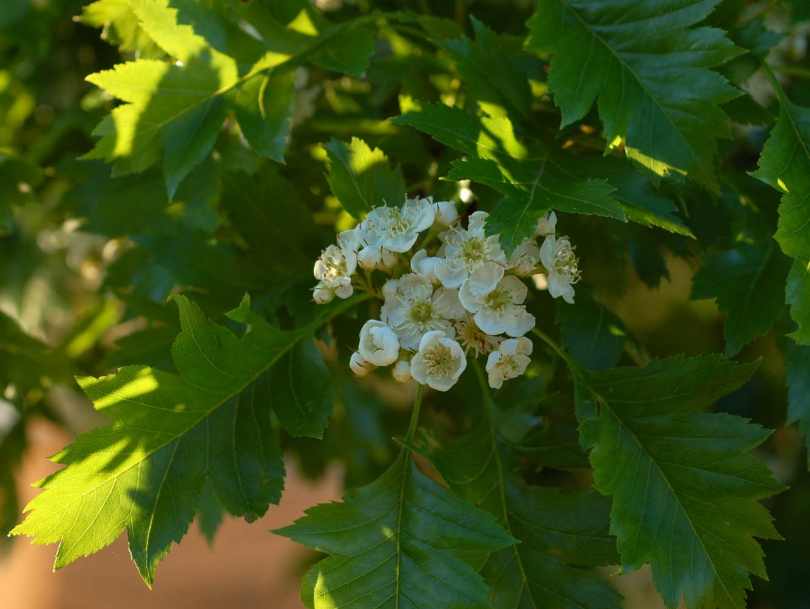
[555,0,715,185]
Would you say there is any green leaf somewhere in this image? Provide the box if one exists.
[692,241,791,356]
[78,0,162,56]
[220,167,321,281]
[527,0,741,191]
[276,448,515,609]
[785,341,810,469]
[10,294,350,584]
[84,0,378,198]
[437,16,532,119]
[577,355,784,609]
[233,67,296,163]
[751,81,810,344]
[323,137,406,218]
[786,258,810,343]
[432,408,622,609]
[394,105,625,254]
[557,288,626,371]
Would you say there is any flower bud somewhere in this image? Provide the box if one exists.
[392,359,412,383]
[349,352,373,377]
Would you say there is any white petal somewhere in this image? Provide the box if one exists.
[434,259,468,289]
[433,200,458,226]
[467,262,504,296]
[433,287,465,320]
[502,307,535,337]
[458,280,484,313]
[500,275,528,304]
[350,352,372,376]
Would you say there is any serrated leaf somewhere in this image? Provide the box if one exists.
[557,288,626,371]
[78,0,162,56]
[692,241,791,356]
[84,0,378,198]
[437,16,532,119]
[577,355,784,609]
[751,81,810,344]
[323,137,406,218]
[10,294,353,584]
[432,409,622,609]
[785,341,810,468]
[393,105,625,254]
[527,0,741,191]
[276,448,515,609]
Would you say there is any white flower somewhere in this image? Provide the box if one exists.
[540,235,580,304]
[507,238,541,276]
[392,358,412,383]
[454,314,501,358]
[486,337,533,389]
[350,352,373,377]
[382,278,400,300]
[357,245,397,271]
[459,275,535,337]
[434,211,506,294]
[364,198,434,253]
[313,244,356,302]
[432,200,458,226]
[358,320,400,366]
[381,273,464,350]
[535,211,557,237]
[410,331,467,392]
[411,249,440,283]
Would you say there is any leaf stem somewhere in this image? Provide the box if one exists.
[405,383,425,445]
[531,327,581,378]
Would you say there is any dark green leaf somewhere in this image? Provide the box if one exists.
[785,341,810,469]
[557,288,626,371]
[692,241,791,356]
[276,448,515,609]
[527,0,741,191]
[751,80,810,343]
[437,16,532,119]
[432,412,622,609]
[578,355,784,609]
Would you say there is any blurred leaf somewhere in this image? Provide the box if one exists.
[578,355,783,609]
[785,341,810,468]
[79,0,162,56]
[276,447,516,609]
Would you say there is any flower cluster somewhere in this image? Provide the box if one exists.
[313,197,580,391]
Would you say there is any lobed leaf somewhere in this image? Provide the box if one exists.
[11,294,349,585]
[276,447,515,609]
[527,0,741,191]
[751,80,810,344]
[577,355,784,609]
[692,241,791,356]
[394,104,625,254]
[432,415,623,609]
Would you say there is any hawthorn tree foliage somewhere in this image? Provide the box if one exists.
[2,0,810,608]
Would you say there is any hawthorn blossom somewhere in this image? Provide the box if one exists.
[433,200,458,226]
[459,275,535,337]
[358,320,400,366]
[410,331,467,392]
[411,249,440,283]
[381,273,464,350]
[313,244,356,303]
[540,234,580,304]
[507,238,541,276]
[486,337,533,389]
[454,314,501,358]
[350,352,373,377]
[392,358,412,383]
[535,211,557,237]
[434,211,506,295]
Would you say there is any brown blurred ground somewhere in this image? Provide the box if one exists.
[1,418,342,609]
